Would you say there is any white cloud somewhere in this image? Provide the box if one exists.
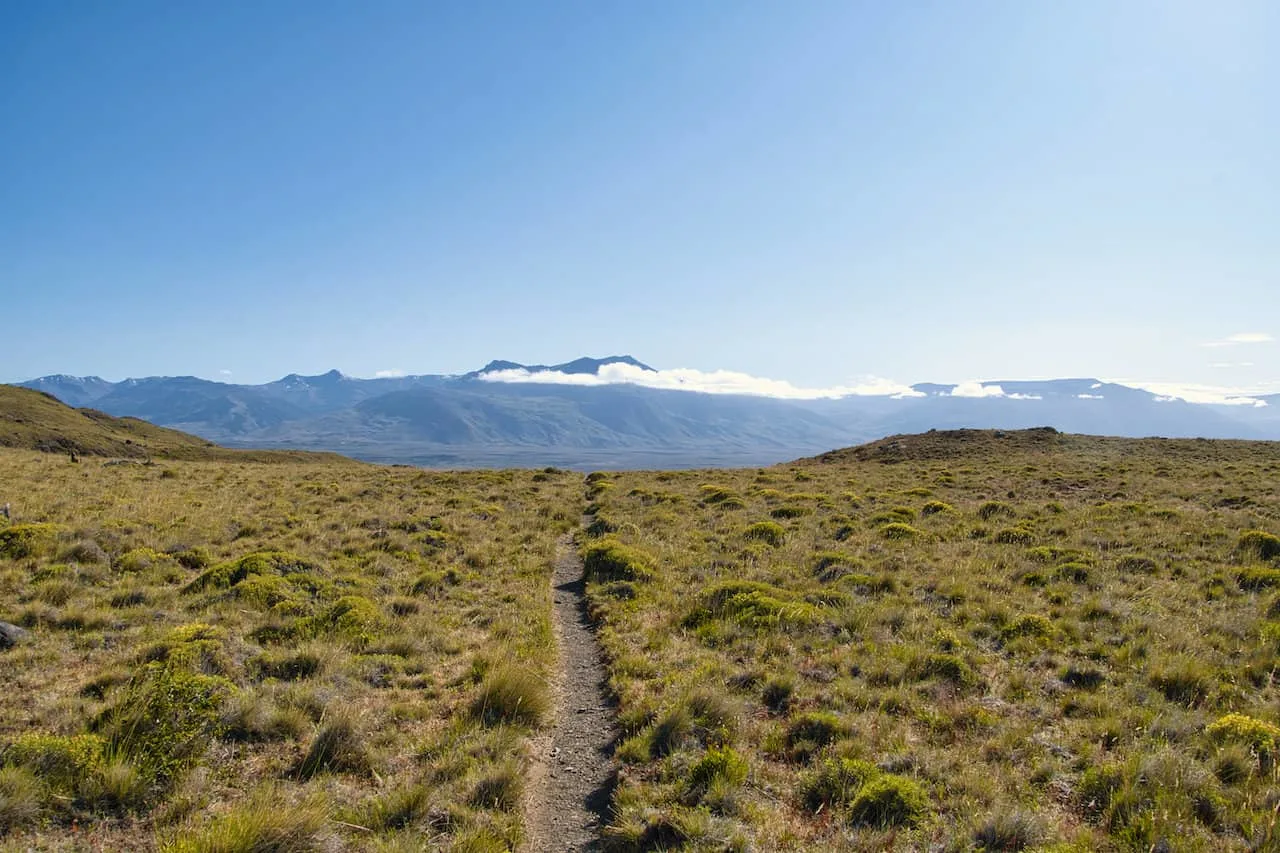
[1077,393,1104,400]
[374,369,406,378]
[1090,383,1102,389]
[476,363,924,400]
[1007,393,1042,400]
[949,381,1005,398]
[1201,332,1274,348]
[1115,379,1280,406]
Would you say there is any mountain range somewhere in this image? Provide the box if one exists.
[14,356,1278,468]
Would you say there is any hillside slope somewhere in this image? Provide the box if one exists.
[0,386,349,463]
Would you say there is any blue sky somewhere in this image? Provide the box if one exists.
[3,0,1276,395]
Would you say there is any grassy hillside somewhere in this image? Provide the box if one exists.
[4,427,1280,851]
[0,385,344,463]
[581,429,1280,851]
[0,448,582,850]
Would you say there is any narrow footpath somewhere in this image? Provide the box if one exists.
[524,534,616,852]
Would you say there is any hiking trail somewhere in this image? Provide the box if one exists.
[523,532,616,852]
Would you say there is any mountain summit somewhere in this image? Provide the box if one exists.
[469,355,655,378]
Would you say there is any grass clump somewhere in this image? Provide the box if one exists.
[847,773,929,828]
[184,551,319,594]
[685,580,818,630]
[0,765,42,831]
[160,786,330,853]
[3,732,105,796]
[470,664,549,728]
[582,538,655,582]
[294,712,369,780]
[683,746,749,805]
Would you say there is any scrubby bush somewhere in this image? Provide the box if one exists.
[993,527,1035,545]
[1206,713,1280,766]
[0,523,62,559]
[848,773,929,828]
[3,732,105,796]
[582,538,654,583]
[921,500,957,516]
[800,757,878,811]
[978,501,1016,521]
[973,810,1044,851]
[98,665,232,786]
[743,521,785,547]
[115,547,173,573]
[1239,530,1280,561]
[685,580,818,630]
[784,712,847,761]
[184,551,319,594]
[880,522,922,541]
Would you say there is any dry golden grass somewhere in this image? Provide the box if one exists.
[582,430,1280,851]
[0,449,581,851]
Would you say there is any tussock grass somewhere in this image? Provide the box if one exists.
[0,447,580,849]
[583,431,1280,850]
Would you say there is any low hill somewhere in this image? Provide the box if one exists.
[0,386,349,463]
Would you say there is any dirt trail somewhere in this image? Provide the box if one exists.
[523,534,616,852]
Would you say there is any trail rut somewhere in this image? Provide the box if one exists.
[524,534,616,852]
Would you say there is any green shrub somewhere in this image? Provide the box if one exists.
[1055,562,1092,584]
[880,522,922,541]
[138,622,231,676]
[470,665,549,728]
[3,732,105,795]
[908,653,979,688]
[1236,566,1280,590]
[295,596,384,647]
[582,538,655,583]
[800,757,878,811]
[921,500,957,516]
[785,712,847,761]
[993,527,1035,545]
[761,678,794,714]
[686,581,818,630]
[173,546,212,569]
[0,523,62,559]
[978,501,1016,520]
[743,521,785,547]
[115,547,173,573]
[1239,530,1280,561]
[848,773,929,827]
[184,551,319,594]
[1001,614,1054,641]
[770,505,810,520]
[1206,713,1280,759]
[99,665,232,786]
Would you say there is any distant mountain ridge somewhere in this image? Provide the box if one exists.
[12,357,1277,469]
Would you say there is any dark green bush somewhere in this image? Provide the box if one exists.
[743,521,785,547]
[582,538,655,583]
[1239,530,1280,561]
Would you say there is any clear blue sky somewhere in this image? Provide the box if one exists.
[3,0,1276,391]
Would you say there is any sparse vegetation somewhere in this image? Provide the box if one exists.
[582,430,1280,849]
[5,425,1280,850]
[0,446,579,849]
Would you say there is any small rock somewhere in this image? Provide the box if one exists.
[0,621,31,650]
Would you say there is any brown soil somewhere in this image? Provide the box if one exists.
[523,535,616,852]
